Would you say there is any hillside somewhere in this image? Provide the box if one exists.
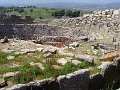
[0,7,92,19]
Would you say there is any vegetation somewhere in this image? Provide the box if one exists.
[0,52,8,64]
[0,51,93,84]
[38,61,92,80]
[10,61,92,84]
[11,63,41,84]
[0,51,16,64]
[52,9,84,18]
[0,6,92,19]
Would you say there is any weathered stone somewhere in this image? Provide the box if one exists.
[20,49,35,54]
[117,88,120,90]
[64,53,74,57]
[71,60,81,65]
[9,63,21,68]
[89,73,105,90]
[3,71,21,79]
[69,42,79,49]
[26,78,58,90]
[97,62,112,70]
[14,52,20,55]
[65,57,72,62]
[100,62,117,86]
[20,49,30,54]
[36,48,44,52]
[48,48,58,54]
[47,79,59,90]
[42,46,58,54]
[0,79,7,88]
[57,58,68,65]
[43,53,52,58]
[1,36,9,43]
[10,84,26,90]
[0,88,6,90]
[69,46,76,50]
[6,56,15,60]
[102,11,106,15]
[113,10,120,15]
[2,48,14,53]
[75,54,94,64]
[57,69,90,90]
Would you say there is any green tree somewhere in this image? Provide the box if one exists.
[30,9,33,12]
[65,10,73,17]
[72,10,80,17]
[52,9,65,18]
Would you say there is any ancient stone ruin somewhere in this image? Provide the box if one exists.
[1,57,120,90]
[0,24,87,47]
[1,9,120,90]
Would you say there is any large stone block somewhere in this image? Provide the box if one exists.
[101,63,117,86]
[57,69,90,90]
[89,73,105,90]
[9,84,26,90]
[26,78,58,90]
[75,54,94,64]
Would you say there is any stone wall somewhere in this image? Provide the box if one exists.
[0,24,86,40]
[0,25,14,39]
[1,57,120,90]
[50,9,120,41]
[0,14,33,24]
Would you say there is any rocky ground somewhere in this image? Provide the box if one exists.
[0,38,104,88]
[0,9,120,89]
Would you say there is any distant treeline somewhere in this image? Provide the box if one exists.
[52,9,82,18]
[0,6,93,19]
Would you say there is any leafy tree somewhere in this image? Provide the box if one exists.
[72,10,80,17]
[65,10,73,17]
[52,9,65,18]
[19,9,24,13]
[30,9,33,12]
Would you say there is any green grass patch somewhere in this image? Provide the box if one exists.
[11,63,42,84]
[0,51,94,84]
[0,52,16,64]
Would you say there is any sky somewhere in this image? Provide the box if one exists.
[0,0,120,6]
